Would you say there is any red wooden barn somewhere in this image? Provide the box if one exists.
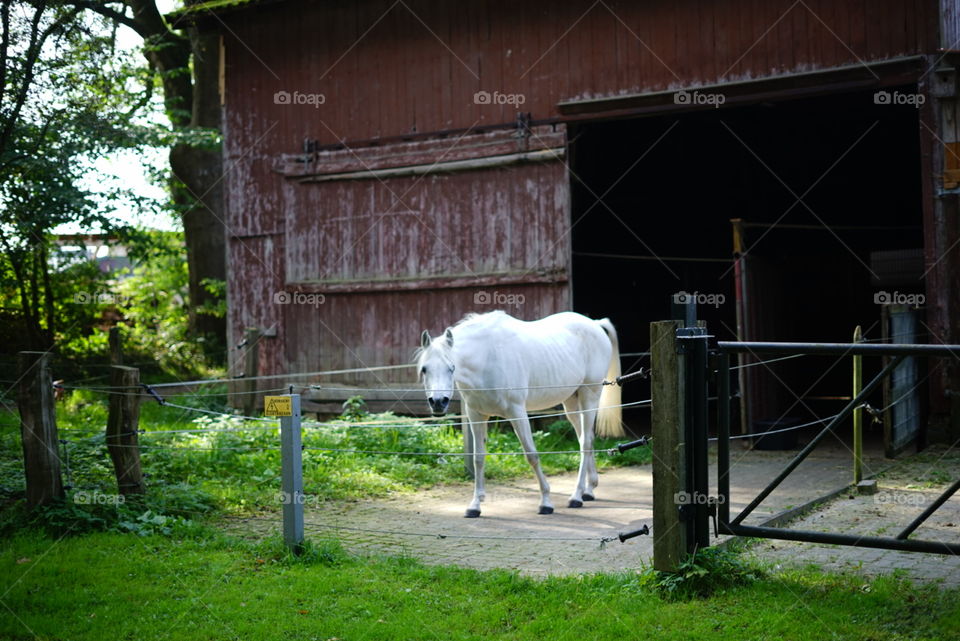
[177,0,959,449]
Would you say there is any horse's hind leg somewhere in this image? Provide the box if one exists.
[508,410,554,515]
[564,388,601,507]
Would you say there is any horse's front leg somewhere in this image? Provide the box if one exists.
[464,405,489,518]
[563,394,594,504]
[509,410,554,515]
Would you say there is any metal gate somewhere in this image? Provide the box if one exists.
[651,314,960,571]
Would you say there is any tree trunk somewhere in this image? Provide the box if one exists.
[169,25,225,352]
[76,1,228,355]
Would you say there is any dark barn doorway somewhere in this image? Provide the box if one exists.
[570,87,925,441]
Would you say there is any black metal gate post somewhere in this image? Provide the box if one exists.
[716,352,731,530]
[678,326,711,552]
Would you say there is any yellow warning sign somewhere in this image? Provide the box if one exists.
[264,396,293,417]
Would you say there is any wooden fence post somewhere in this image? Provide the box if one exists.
[651,320,686,572]
[17,351,64,508]
[109,326,123,365]
[106,365,145,495]
[242,327,261,417]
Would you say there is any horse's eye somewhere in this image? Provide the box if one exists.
[420,366,426,377]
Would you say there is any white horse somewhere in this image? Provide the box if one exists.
[417,310,625,518]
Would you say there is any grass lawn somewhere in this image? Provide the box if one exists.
[2,529,958,641]
[2,390,959,640]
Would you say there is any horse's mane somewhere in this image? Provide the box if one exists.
[413,311,509,363]
[454,310,508,328]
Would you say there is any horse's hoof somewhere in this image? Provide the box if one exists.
[464,509,481,518]
[568,499,583,508]
[538,506,554,515]
[582,493,595,502]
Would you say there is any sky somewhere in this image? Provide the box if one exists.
[59,0,183,235]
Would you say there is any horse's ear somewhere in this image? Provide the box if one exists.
[444,328,454,347]
[421,330,432,349]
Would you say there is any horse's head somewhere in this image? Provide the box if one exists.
[417,328,455,416]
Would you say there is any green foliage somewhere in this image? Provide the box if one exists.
[339,395,370,421]
[1,387,653,541]
[0,4,166,351]
[0,245,110,372]
[109,231,217,377]
[641,546,764,600]
[0,484,218,539]
[196,277,227,319]
[37,231,222,380]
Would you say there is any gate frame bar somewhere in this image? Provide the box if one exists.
[712,340,960,556]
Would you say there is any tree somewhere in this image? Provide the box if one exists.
[0,0,151,350]
[74,0,226,353]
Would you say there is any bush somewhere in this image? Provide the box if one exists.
[0,481,218,539]
[640,546,764,600]
[110,231,223,375]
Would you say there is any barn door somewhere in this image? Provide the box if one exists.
[273,124,572,389]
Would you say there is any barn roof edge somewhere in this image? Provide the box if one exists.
[165,0,285,25]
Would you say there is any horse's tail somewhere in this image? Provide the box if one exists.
[596,318,625,438]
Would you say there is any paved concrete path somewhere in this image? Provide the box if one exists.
[233,441,960,585]
[295,447,892,577]
[747,444,960,588]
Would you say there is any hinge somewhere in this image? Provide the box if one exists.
[676,327,710,354]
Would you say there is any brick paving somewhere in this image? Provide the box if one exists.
[232,442,960,585]
[748,445,960,588]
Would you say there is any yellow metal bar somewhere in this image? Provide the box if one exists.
[853,325,863,484]
[730,218,745,255]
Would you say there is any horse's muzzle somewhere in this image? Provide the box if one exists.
[427,396,450,416]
